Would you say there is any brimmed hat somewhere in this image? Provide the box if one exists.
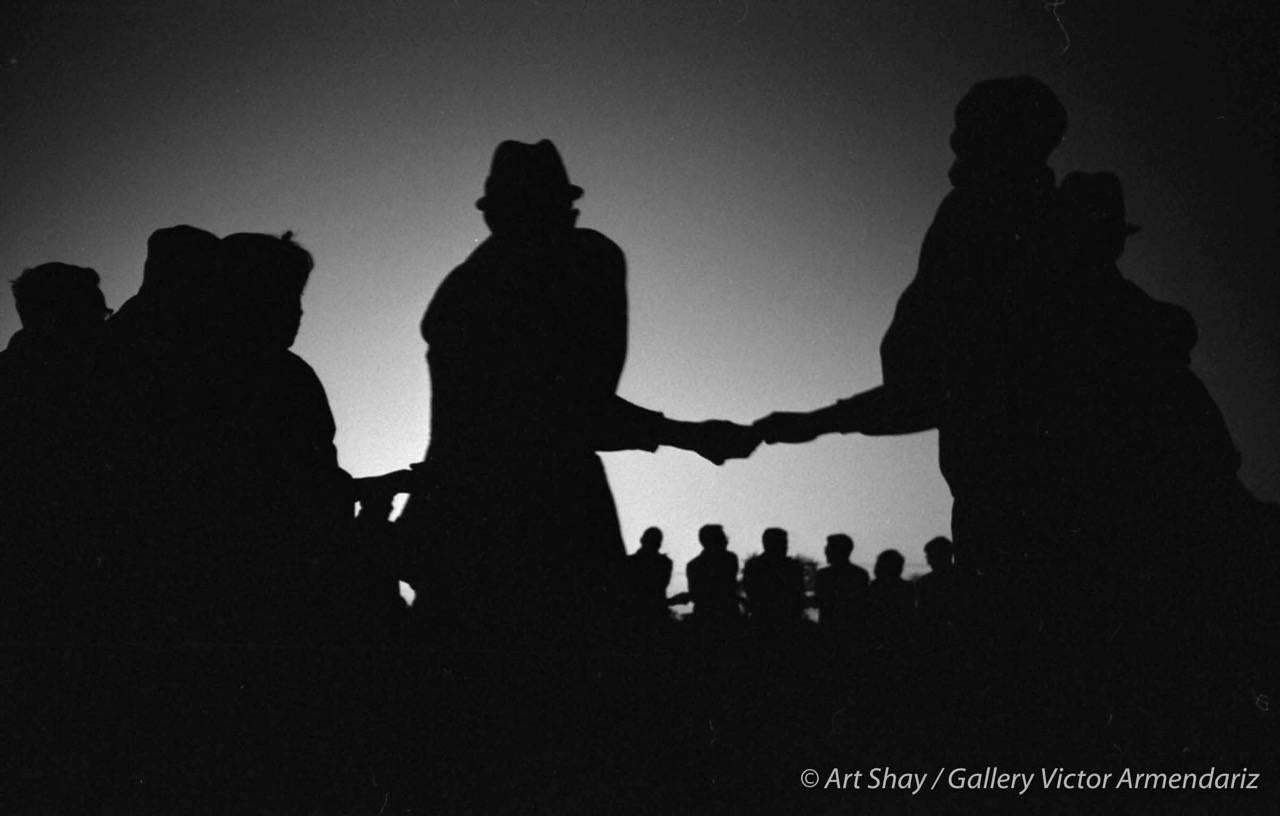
[476,139,584,212]
[1059,171,1141,236]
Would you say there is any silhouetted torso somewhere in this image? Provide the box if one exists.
[880,165,1060,562]
[403,224,651,641]
[0,327,106,638]
[624,547,674,620]
[102,229,349,643]
[687,549,740,622]
[814,562,869,634]
[743,552,805,627]
[867,576,915,648]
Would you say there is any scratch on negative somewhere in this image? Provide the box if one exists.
[1045,0,1070,54]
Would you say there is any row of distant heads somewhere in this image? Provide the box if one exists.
[641,525,954,564]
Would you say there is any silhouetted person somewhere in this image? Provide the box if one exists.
[756,76,1069,572]
[397,140,755,646]
[104,228,350,643]
[1050,172,1242,510]
[742,527,805,628]
[99,225,227,637]
[102,228,355,810]
[1046,172,1272,754]
[867,549,914,649]
[813,533,869,636]
[686,524,741,623]
[623,526,674,622]
[914,536,964,631]
[0,263,110,639]
[211,231,352,640]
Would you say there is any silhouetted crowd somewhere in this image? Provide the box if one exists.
[2,76,1278,814]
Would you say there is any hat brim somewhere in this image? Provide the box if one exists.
[476,185,584,212]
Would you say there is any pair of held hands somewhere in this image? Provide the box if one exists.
[681,411,826,466]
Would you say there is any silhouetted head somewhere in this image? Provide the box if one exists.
[11,263,109,341]
[950,77,1067,173]
[924,536,954,572]
[762,527,789,558]
[698,524,728,552]
[873,549,905,582]
[825,533,854,565]
[219,231,313,349]
[1059,171,1140,263]
[141,225,222,302]
[477,140,583,236]
[640,526,664,553]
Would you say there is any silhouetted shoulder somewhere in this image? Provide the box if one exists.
[278,351,337,431]
[571,227,624,258]
[570,228,626,285]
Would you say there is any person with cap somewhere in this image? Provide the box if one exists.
[398,139,757,645]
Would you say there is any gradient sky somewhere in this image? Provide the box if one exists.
[2,1,1275,588]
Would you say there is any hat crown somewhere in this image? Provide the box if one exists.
[477,139,583,211]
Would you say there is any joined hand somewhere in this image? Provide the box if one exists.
[685,420,761,465]
[754,411,824,445]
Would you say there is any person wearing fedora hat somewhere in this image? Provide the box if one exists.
[475,139,584,219]
[398,139,756,645]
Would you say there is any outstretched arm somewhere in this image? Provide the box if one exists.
[755,384,940,445]
[595,397,759,464]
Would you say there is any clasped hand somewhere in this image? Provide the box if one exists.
[682,409,825,465]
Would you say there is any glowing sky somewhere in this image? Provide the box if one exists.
[2,1,1275,587]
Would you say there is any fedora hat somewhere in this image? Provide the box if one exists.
[476,139,584,212]
[1059,171,1141,235]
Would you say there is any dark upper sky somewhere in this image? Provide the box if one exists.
[2,0,1275,580]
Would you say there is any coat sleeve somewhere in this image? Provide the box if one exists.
[565,230,669,452]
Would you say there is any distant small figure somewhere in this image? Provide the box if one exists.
[915,536,962,630]
[742,527,806,628]
[623,526,674,621]
[868,549,914,647]
[686,524,741,623]
[813,533,870,636]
